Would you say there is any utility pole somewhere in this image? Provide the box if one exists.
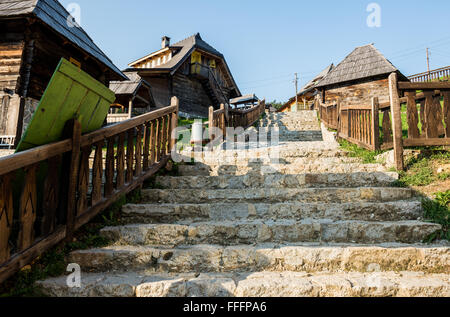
[426,48,431,81]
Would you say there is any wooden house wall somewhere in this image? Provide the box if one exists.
[323,78,390,106]
[172,70,213,118]
[143,76,171,108]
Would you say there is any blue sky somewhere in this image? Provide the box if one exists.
[60,0,450,103]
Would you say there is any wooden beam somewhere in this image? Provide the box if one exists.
[389,73,404,171]
[398,82,450,90]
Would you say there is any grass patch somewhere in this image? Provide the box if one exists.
[422,190,450,242]
[338,139,382,164]
[0,188,143,297]
[394,149,450,187]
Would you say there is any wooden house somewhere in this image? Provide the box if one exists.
[127,33,241,118]
[0,0,126,147]
[315,44,408,105]
[279,64,334,112]
[230,94,259,109]
[108,71,155,124]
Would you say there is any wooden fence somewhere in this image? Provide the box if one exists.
[0,97,179,284]
[408,66,450,83]
[319,102,339,130]
[208,100,266,141]
[319,73,450,170]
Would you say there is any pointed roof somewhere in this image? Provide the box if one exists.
[0,0,127,80]
[316,44,406,88]
[299,64,334,95]
[128,33,241,96]
[110,71,149,95]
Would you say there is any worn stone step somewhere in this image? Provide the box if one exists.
[37,271,450,297]
[68,243,450,274]
[178,163,387,176]
[155,172,399,190]
[122,201,422,224]
[182,156,362,166]
[100,220,441,246]
[141,187,413,204]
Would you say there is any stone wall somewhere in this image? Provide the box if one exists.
[323,78,390,105]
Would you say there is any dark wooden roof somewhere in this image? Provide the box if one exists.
[110,71,146,95]
[316,44,406,88]
[0,0,127,80]
[127,33,241,96]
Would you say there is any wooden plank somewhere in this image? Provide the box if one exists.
[62,119,81,242]
[398,82,450,90]
[424,91,437,138]
[154,118,161,162]
[341,105,372,111]
[405,92,420,139]
[169,97,179,154]
[444,92,450,138]
[104,137,115,197]
[404,138,450,147]
[419,99,426,137]
[433,95,445,136]
[149,121,156,165]
[91,141,104,205]
[161,115,168,157]
[0,173,14,263]
[389,73,404,171]
[17,164,38,251]
[126,129,135,184]
[80,105,177,147]
[77,146,91,216]
[371,98,380,151]
[116,132,125,189]
[0,140,71,175]
[41,156,61,236]
[143,122,150,171]
[135,125,143,176]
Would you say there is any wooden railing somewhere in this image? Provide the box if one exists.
[208,100,265,143]
[408,66,450,83]
[228,100,266,130]
[0,97,179,284]
[319,102,339,130]
[389,74,450,170]
[318,73,450,170]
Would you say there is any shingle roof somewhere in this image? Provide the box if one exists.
[316,44,402,88]
[230,94,259,105]
[299,64,334,95]
[127,33,241,96]
[0,0,127,80]
[109,71,144,95]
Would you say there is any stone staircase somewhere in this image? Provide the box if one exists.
[37,111,449,297]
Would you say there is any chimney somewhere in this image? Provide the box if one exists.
[161,36,171,49]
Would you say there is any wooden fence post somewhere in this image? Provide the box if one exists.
[336,99,341,138]
[63,119,82,242]
[170,97,179,153]
[371,97,380,151]
[220,104,226,139]
[208,106,214,141]
[388,73,404,171]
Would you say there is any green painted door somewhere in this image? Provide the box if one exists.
[16,58,116,152]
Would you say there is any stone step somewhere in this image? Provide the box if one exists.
[178,163,386,176]
[37,271,450,297]
[181,148,349,159]
[121,201,422,224]
[141,187,414,204]
[68,243,450,274]
[182,156,362,166]
[155,172,399,189]
[100,220,441,246]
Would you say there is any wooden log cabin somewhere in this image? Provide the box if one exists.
[314,44,408,106]
[0,0,127,148]
[278,64,334,112]
[127,33,241,118]
[108,71,155,124]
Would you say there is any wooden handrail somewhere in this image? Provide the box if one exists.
[0,97,179,284]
